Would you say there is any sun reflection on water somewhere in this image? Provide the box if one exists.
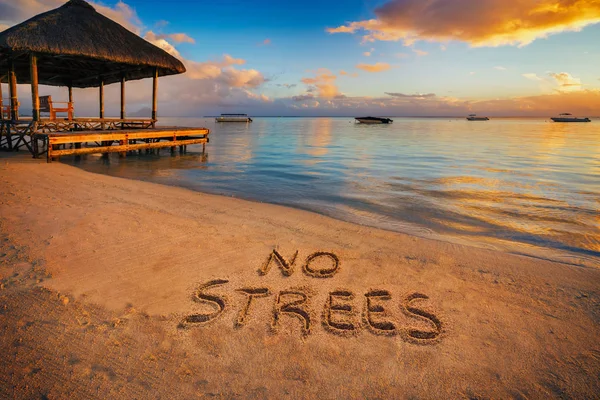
[66,117,600,267]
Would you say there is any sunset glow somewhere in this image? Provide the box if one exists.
[2,0,600,116]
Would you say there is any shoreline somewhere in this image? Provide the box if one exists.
[65,153,600,270]
[1,153,599,398]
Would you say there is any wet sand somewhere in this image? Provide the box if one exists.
[1,154,599,399]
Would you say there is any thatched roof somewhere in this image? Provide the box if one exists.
[0,0,186,88]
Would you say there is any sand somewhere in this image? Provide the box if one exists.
[0,154,599,399]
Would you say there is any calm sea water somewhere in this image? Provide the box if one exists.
[67,117,600,267]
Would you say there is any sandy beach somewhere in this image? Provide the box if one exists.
[0,154,598,399]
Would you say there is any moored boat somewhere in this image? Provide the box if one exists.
[355,116,393,124]
[216,113,253,122]
[466,114,489,121]
[551,113,590,123]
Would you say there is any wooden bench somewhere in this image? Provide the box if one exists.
[40,95,73,120]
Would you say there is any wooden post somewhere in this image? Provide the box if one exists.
[8,60,18,121]
[0,76,4,120]
[151,68,158,121]
[68,85,74,120]
[30,54,40,121]
[120,75,126,120]
[99,78,104,119]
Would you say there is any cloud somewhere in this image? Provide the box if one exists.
[94,1,141,33]
[185,55,263,88]
[276,83,297,89]
[356,62,390,73]
[494,66,507,70]
[262,38,271,45]
[413,49,428,56]
[163,33,195,44]
[278,88,600,117]
[549,72,582,88]
[521,71,584,93]
[385,92,436,99]
[363,51,372,56]
[144,31,182,57]
[523,73,543,81]
[292,94,315,102]
[339,70,359,77]
[301,69,341,98]
[326,0,600,47]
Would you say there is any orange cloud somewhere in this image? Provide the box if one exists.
[521,71,584,93]
[356,62,390,73]
[413,49,428,56]
[164,33,195,44]
[185,55,263,88]
[550,72,582,89]
[327,0,600,47]
[339,70,359,78]
[301,69,341,98]
[473,90,600,115]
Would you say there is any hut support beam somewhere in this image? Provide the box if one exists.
[120,76,126,120]
[30,54,40,121]
[152,68,158,123]
[9,60,18,121]
[99,79,104,119]
[99,78,104,129]
[0,76,3,120]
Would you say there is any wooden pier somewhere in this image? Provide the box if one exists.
[1,117,210,162]
[41,126,209,162]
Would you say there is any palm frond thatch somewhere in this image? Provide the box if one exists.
[0,0,186,88]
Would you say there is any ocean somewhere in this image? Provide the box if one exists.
[65,117,600,267]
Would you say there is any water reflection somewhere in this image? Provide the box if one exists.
[299,117,332,159]
[66,117,600,267]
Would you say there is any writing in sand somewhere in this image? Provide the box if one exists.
[180,249,444,344]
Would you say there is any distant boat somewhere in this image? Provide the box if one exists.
[355,116,393,124]
[216,113,253,122]
[551,113,590,123]
[466,114,489,121]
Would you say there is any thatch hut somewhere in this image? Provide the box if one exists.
[0,0,186,121]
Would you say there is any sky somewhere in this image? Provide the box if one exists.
[1,0,600,117]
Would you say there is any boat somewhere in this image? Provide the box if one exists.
[215,113,253,122]
[551,113,590,123]
[466,114,489,121]
[355,116,393,124]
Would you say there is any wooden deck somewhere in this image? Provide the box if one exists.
[39,127,209,162]
[1,117,157,153]
[1,118,210,161]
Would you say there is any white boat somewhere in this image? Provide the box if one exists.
[355,116,393,124]
[551,113,590,123]
[466,114,489,121]
[216,113,253,122]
